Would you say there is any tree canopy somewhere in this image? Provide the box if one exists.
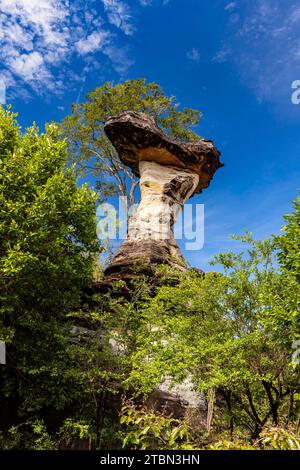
[0,106,100,413]
[277,193,300,279]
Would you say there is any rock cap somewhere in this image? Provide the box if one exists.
[104,111,223,194]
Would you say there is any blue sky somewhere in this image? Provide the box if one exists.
[1,0,300,270]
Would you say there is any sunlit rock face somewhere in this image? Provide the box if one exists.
[110,160,199,272]
[103,111,223,281]
[131,160,199,242]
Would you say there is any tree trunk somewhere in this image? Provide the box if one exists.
[223,389,234,436]
[262,380,279,425]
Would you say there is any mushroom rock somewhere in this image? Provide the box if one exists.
[103,111,223,281]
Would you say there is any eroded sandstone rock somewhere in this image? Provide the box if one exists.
[104,111,223,281]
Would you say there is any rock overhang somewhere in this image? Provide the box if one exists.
[104,110,224,195]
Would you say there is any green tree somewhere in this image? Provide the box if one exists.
[277,193,300,279]
[122,236,299,439]
[271,194,300,347]
[0,106,100,413]
[61,78,201,219]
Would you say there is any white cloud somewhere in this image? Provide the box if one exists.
[214,0,300,105]
[139,0,152,5]
[104,45,134,74]
[186,48,201,61]
[0,0,72,94]
[0,0,136,99]
[212,46,231,63]
[224,2,237,10]
[0,0,69,53]
[288,5,300,23]
[10,51,45,82]
[101,0,134,35]
[76,31,110,55]
[0,77,6,104]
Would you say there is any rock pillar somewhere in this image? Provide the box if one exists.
[103,111,223,281]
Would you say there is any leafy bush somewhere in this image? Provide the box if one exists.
[5,421,55,450]
[258,426,300,450]
[120,403,196,450]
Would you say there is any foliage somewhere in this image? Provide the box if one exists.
[277,193,300,279]
[258,426,300,450]
[208,437,255,450]
[5,420,55,450]
[272,193,300,345]
[0,106,100,413]
[59,418,91,441]
[56,418,92,449]
[120,403,196,450]
[123,235,299,439]
[207,427,300,450]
